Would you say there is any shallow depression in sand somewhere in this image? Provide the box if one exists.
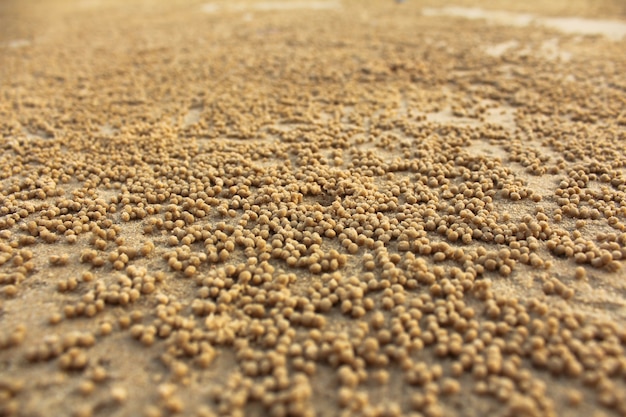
[202,1,342,13]
[422,6,626,41]
[2,39,31,49]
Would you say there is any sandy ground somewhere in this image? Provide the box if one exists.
[1,1,626,416]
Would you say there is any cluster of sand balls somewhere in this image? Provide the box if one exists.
[1,0,626,416]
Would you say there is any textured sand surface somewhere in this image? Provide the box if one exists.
[1,1,626,416]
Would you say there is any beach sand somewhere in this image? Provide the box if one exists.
[1,1,625,416]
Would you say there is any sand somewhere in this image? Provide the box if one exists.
[1,1,625,416]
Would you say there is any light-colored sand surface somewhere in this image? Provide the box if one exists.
[1,1,626,416]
